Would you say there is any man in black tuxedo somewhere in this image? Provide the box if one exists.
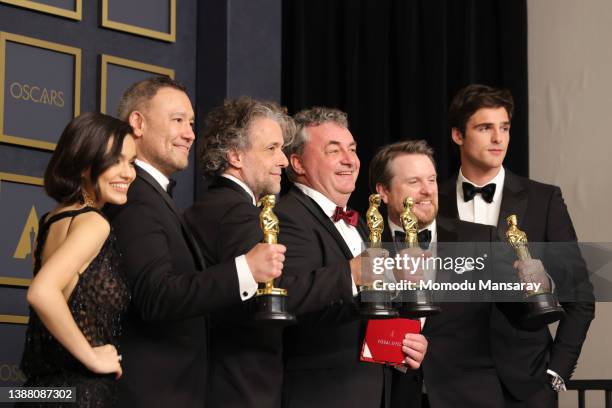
[184,96,294,408]
[106,78,286,408]
[370,139,516,408]
[276,107,428,408]
[438,84,595,407]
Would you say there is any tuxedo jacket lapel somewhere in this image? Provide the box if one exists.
[438,175,459,219]
[209,176,255,203]
[289,187,356,260]
[433,218,459,285]
[497,170,528,242]
[136,168,205,269]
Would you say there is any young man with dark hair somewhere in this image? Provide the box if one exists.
[439,84,595,408]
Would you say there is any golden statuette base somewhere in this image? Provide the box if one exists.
[506,214,564,329]
[252,195,296,326]
[257,286,288,296]
[358,194,398,319]
[396,197,440,318]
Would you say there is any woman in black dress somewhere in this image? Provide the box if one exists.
[19,112,136,407]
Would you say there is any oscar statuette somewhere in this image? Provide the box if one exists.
[358,194,399,318]
[506,214,564,329]
[396,197,440,318]
[252,195,296,325]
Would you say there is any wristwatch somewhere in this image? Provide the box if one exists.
[547,371,567,392]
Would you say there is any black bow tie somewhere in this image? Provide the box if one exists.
[462,182,496,203]
[167,179,177,197]
[393,229,432,250]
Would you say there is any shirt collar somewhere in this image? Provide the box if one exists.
[221,174,257,205]
[136,159,171,192]
[457,166,505,202]
[295,183,341,218]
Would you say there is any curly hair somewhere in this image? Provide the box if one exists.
[198,96,295,178]
[284,107,349,182]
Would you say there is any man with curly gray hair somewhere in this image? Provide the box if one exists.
[184,96,294,408]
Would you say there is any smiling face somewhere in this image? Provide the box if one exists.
[452,107,510,182]
[132,87,195,177]
[377,153,438,229]
[239,117,288,200]
[291,122,360,207]
[90,135,137,207]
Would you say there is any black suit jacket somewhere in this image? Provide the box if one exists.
[438,169,595,400]
[388,217,508,408]
[276,186,388,408]
[105,167,242,408]
[184,176,283,408]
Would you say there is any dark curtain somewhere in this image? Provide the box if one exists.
[282,0,528,212]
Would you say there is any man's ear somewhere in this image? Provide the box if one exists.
[451,127,464,146]
[227,147,244,169]
[128,111,145,139]
[290,154,306,176]
[376,183,389,204]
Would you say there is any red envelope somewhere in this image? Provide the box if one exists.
[360,318,421,365]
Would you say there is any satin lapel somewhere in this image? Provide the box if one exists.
[422,218,459,333]
[210,176,255,203]
[136,168,205,269]
[497,170,528,242]
[438,174,459,219]
[433,217,458,285]
[289,187,355,260]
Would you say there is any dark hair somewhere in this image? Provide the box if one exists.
[44,112,133,204]
[199,96,295,178]
[284,107,349,182]
[117,76,188,121]
[448,84,514,135]
[369,140,435,192]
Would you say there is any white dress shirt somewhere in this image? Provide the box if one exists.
[136,159,171,191]
[295,183,360,296]
[136,161,257,301]
[456,166,505,226]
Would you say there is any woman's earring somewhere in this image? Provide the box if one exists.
[82,190,95,207]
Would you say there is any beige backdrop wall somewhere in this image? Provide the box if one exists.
[528,0,612,406]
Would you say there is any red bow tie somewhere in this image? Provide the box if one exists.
[332,206,359,227]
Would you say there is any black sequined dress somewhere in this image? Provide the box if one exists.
[18,207,130,407]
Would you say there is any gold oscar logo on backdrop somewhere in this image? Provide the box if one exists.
[0,363,26,382]
[13,206,39,259]
[9,82,65,107]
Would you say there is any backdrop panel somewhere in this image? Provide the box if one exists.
[0,32,80,150]
[100,54,174,115]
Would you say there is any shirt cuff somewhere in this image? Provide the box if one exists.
[236,255,258,301]
[547,369,567,391]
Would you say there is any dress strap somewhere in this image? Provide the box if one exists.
[43,206,104,228]
[33,207,104,275]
